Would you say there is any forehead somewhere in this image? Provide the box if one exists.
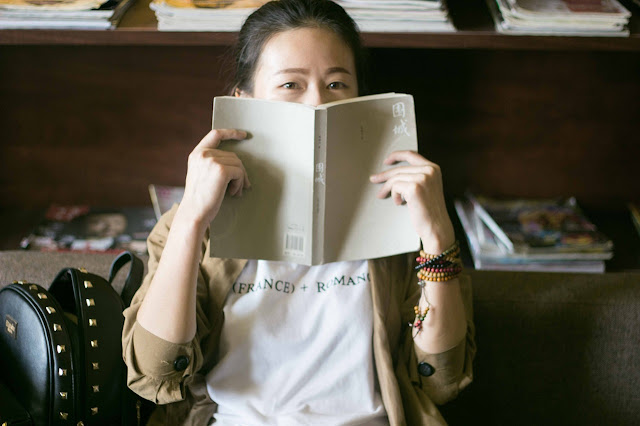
[256,27,356,75]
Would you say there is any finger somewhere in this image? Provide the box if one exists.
[210,155,251,189]
[370,164,438,184]
[224,166,247,196]
[376,178,408,206]
[383,150,433,167]
[375,173,426,199]
[391,189,404,206]
[195,129,247,151]
[228,178,243,196]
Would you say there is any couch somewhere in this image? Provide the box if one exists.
[1,250,639,425]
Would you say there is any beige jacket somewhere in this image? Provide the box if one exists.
[122,205,475,425]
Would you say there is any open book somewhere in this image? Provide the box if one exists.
[210,93,421,265]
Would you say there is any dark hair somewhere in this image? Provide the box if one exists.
[232,0,368,95]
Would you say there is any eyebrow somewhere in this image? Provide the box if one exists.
[274,67,352,76]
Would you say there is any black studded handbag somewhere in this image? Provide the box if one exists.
[0,251,150,426]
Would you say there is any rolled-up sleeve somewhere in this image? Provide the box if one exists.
[121,204,209,405]
[408,274,476,405]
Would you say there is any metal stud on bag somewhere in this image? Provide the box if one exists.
[1,255,144,426]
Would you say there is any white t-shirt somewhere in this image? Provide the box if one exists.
[206,259,388,426]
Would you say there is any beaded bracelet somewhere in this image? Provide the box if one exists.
[411,240,463,337]
[415,241,461,270]
[411,303,430,334]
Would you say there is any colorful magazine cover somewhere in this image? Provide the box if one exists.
[470,194,613,254]
[20,205,157,255]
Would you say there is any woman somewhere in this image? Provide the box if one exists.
[123,0,475,424]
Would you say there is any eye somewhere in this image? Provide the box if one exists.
[327,81,347,90]
[282,82,299,89]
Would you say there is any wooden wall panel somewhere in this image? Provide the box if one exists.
[1,46,638,209]
[0,45,234,207]
[369,49,640,209]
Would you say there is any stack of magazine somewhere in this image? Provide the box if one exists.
[454,193,614,273]
[334,0,455,32]
[0,0,135,30]
[486,0,631,37]
[150,0,266,31]
[20,205,157,255]
[150,0,454,32]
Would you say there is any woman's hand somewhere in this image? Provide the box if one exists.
[177,129,250,231]
[369,150,454,254]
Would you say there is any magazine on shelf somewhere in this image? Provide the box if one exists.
[150,0,455,32]
[0,0,134,29]
[335,0,455,32]
[337,0,444,11]
[466,193,613,255]
[150,0,265,31]
[20,205,157,255]
[148,184,185,220]
[486,0,631,37]
[454,198,608,273]
[209,93,421,265]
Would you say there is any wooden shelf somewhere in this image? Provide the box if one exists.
[0,0,639,50]
[1,0,638,272]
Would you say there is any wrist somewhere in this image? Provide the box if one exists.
[174,203,210,236]
[420,233,455,255]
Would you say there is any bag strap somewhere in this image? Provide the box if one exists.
[108,251,144,309]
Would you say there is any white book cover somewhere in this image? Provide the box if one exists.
[210,93,420,265]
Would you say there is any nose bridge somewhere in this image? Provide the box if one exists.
[304,83,327,107]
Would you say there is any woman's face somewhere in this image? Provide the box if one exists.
[247,27,358,106]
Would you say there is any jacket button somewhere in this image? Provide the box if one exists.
[418,362,435,377]
[173,355,190,371]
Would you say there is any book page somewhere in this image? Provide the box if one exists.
[210,97,315,264]
[322,93,420,263]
